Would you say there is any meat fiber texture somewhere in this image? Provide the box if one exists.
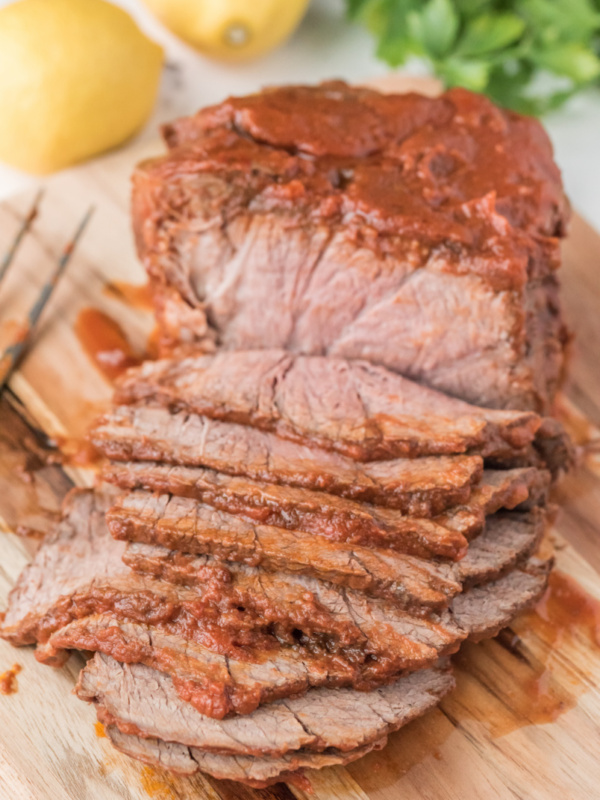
[78,653,454,776]
[81,536,546,794]
[1,489,551,717]
[114,351,541,460]
[103,461,549,561]
[107,490,545,605]
[132,82,570,412]
[104,724,387,786]
[45,554,550,717]
[91,404,485,515]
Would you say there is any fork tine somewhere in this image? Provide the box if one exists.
[0,205,95,391]
[0,189,44,286]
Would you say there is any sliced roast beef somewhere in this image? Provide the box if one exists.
[46,616,358,718]
[108,491,545,600]
[92,405,483,514]
[457,511,545,585]
[41,547,551,720]
[105,724,384,785]
[49,548,549,722]
[4,542,459,677]
[78,654,454,756]
[122,510,545,593]
[1,488,467,676]
[108,492,463,605]
[43,544,548,682]
[133,82,569,412]
[0,489,127,653]
[122,542,462,612]
[5,487,543,697]
[104,461,468,560]
[2,481,549,672]
[103,461,548,559]
[452,552,553,640]
[114,351,540,460]
[38,543,551,721]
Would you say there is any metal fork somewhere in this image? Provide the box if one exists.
[0,192,94,391]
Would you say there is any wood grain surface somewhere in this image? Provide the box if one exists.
[0,76,599,800]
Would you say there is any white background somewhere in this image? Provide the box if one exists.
[0,0,599,229]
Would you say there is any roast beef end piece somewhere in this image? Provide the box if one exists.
[133,83,569,412]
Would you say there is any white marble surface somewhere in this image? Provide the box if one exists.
[0,0,599,229]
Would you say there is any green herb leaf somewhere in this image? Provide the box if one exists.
[344,0,600,114]
[518,0,600,39]
[456,13,526,57]
[376,1,423,66]
[532,43,600,83]
[416,0,460,59]
[437,56,491,91]
[452,0,490,16]
[345,0,370,19]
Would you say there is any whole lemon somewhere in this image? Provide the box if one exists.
[143,0,309,61]
[0,0,163,174]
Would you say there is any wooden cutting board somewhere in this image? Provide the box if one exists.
[1,76,600,800]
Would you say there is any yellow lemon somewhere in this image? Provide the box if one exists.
[143,0,310,61]
[0,0,163,174]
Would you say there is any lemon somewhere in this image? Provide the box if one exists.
[0,0,163,174]
[143,0,310,61]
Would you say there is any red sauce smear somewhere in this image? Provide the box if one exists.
[54,435,104,468]
[145,325,162,361]
[533,569,600,648]
[139,766,178,799]
[0,663,22,695]
[452,569,600,735]
[449,569,600,737]
[104,281,154,312]
[75,308,142,381]
[286,772,314,793]
[0,319,28,345]
[15,525,46,540]
[348,569,600,789]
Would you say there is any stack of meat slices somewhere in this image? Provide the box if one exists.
[1,351,564,787]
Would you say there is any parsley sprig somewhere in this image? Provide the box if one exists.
[346,0,600,113]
